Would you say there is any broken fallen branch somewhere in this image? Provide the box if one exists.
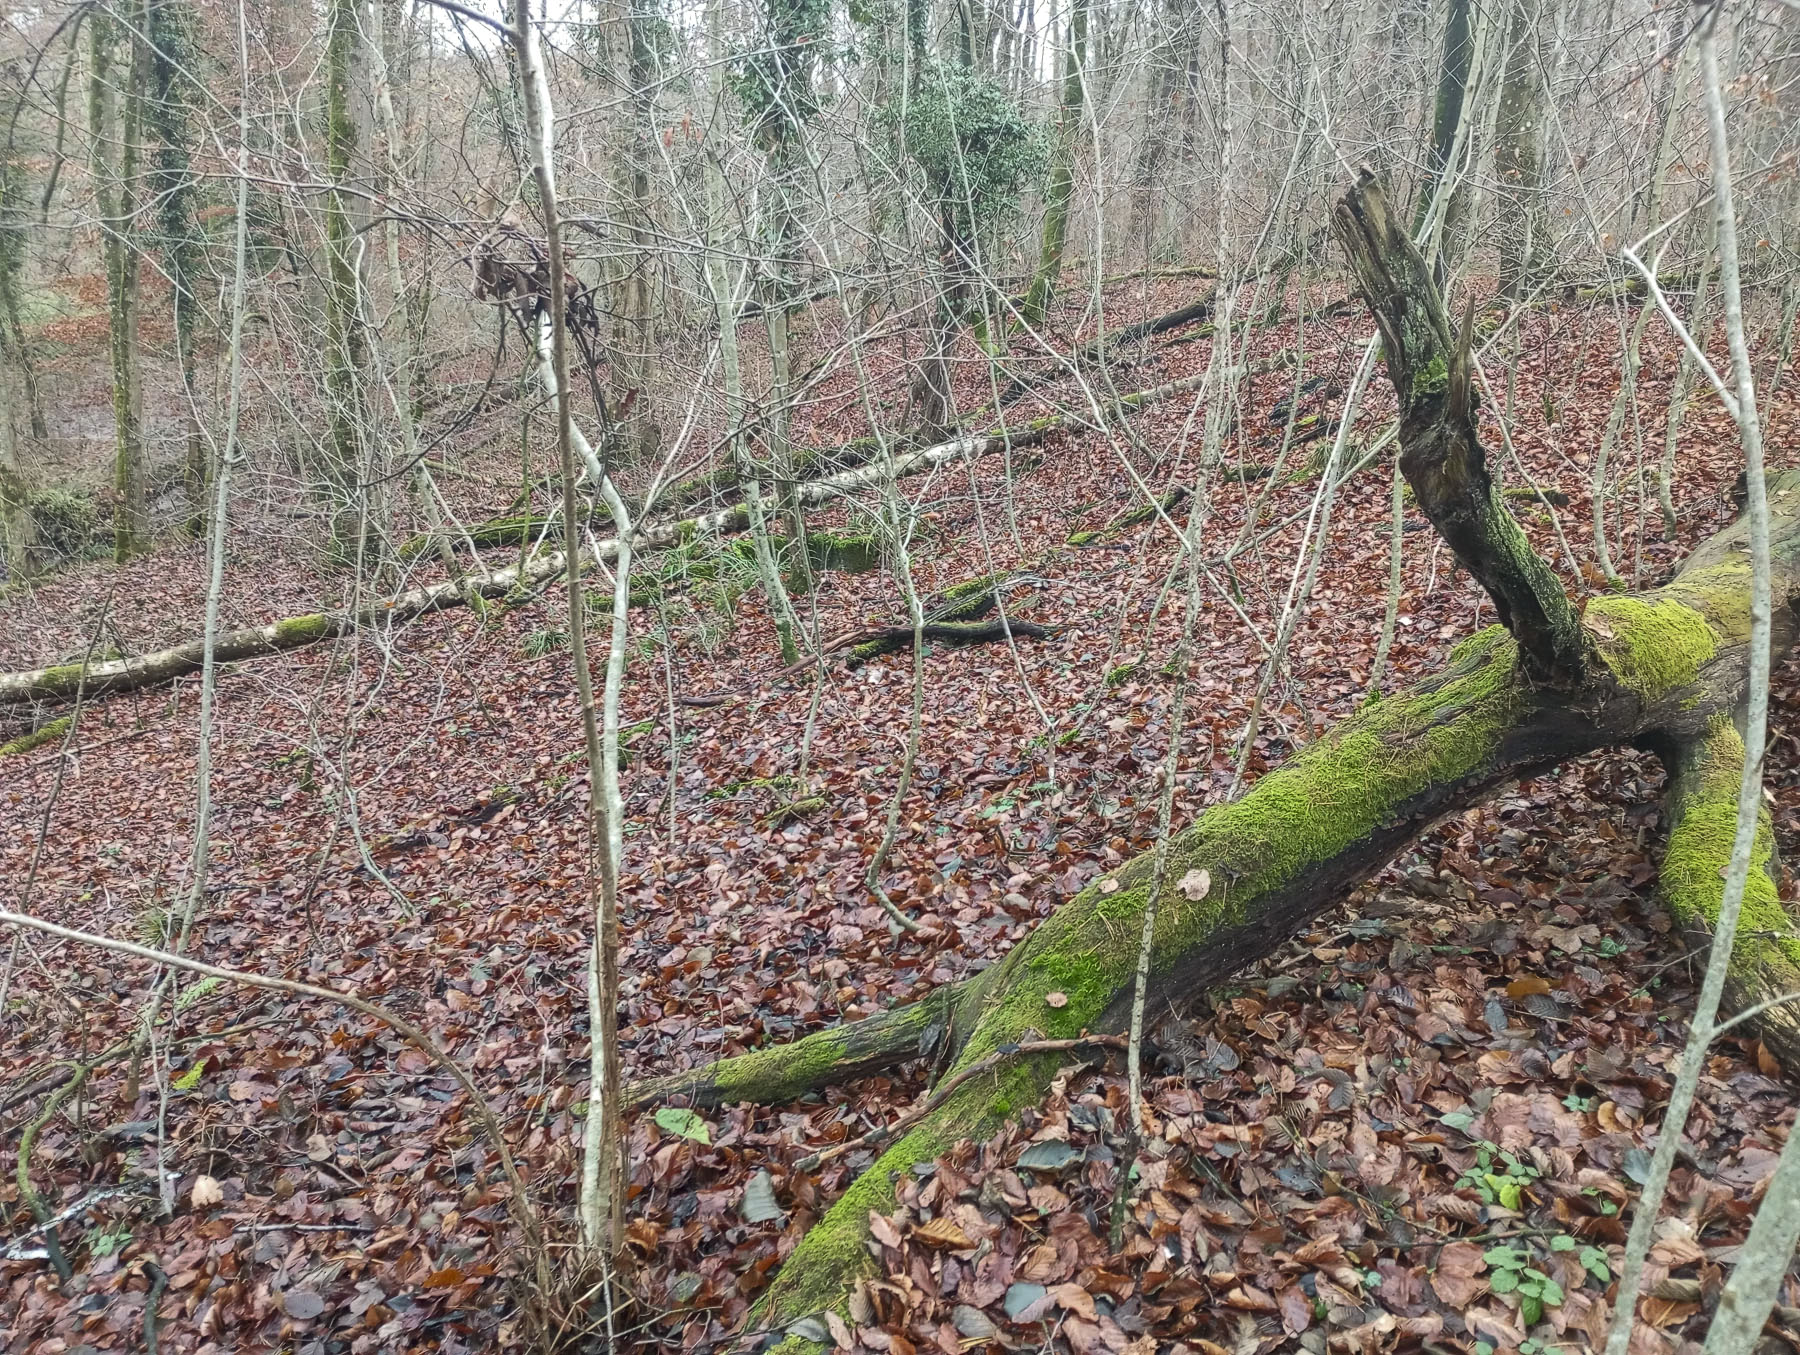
[841,616,1056,667]
[992,288,1217,409]
[675,575,1054,707]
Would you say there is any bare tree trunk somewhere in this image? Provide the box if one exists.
[1017,0,1086,328]
[92,5,147,562]
[512,0,626,1257]
[1494,0,1547,296]
[1417,0,1474,282]
[364,0,466,590]
[0,353,33,577]
[0,111,46,446]
[323,0,373,565]
[1606,17,1776,1346]
[144,0,204,522]
[705,0,799,665]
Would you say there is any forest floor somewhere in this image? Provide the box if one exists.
[3,273,1800,1355]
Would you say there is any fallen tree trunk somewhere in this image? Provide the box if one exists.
[671,172,1800,1353]
[992,288,1216,409]
[398,513,553,560]
[840,615,1056,666]
[1,364,1244,710]
[1657,713,1800,1068]
[675,574,1051,706]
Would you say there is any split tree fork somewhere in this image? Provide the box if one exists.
[627,170,1800,1351]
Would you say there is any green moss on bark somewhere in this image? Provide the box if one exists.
[1662,716,1800,972]
[1410,353,1449,402]
[1584,594,1717,702]
[804,530,879,573]
[271,614,333,645]
[1662,561,1755,645]
[935,574,1003,621]
[0,715,71,757]
[757,627,1528,1332]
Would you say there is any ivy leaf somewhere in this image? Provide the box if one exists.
[653,1107,712,1144]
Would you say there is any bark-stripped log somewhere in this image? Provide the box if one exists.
[2,364,1248,710]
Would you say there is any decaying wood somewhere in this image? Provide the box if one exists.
[1334,169,1587,688]
[676,576,1055,708]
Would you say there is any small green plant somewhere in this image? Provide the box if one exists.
[1484,1244,1563,1325]
[523,628,569,658]
[1562,1091,1595,1113]
[1456,1141,1540,1209]
[1549,1232,1611,1284]
[134,904,172,948]
[88,1226,133,1258]
[175,977,223,1013]
[1581,1185,1620,1216]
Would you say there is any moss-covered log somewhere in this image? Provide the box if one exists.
[738,470,1800,1348]
[0,495,731,706]
[1067,485,1190,546]
[0,715,70,758]
[2,364,1238,710]
[993,287,1217,408]
[623,984,961,1112]
[714,176,1800,1352]
[1657,715,1800,1068]
[843,616,1055,666]
[398,513,554,559]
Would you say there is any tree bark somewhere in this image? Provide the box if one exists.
[92,5,148,563]
[323,0,373,564]
[1493,0,1546,297]
[143,0,205,518]
[1017,0,1086,329]
[1417,0,1474,282]
[1334,169,1584,687]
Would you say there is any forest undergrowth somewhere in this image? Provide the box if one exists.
[3,273,1799,1355]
